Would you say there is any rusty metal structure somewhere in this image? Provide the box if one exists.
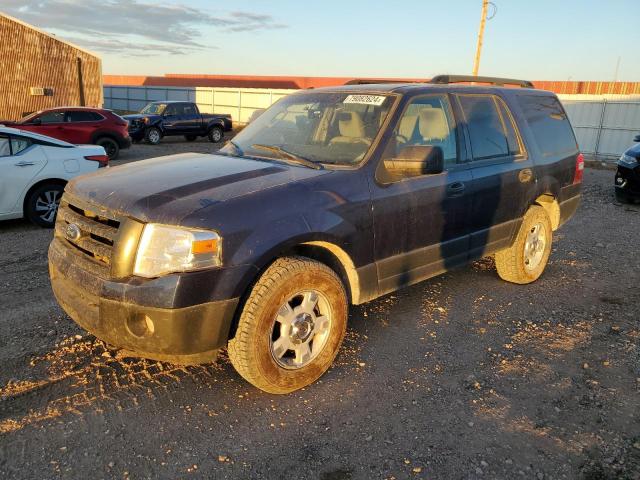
[0,13,102,121]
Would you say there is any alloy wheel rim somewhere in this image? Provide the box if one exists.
[149,130,160,143]
[270,290,332,369]
[212,129,222,141]
[35,190,61,223]
[523,222,546,271]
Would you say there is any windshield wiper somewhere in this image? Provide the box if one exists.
[251,144,322,170]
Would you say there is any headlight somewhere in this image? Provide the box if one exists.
[619,154,638,167]
[133,224,221,278]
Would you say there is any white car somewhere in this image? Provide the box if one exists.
[0,126,108,227]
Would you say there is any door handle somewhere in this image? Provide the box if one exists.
[447,181,466,196]
[15,161,35,167]
[518,168,533,183]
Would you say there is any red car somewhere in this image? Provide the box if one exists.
[7,107,131,160]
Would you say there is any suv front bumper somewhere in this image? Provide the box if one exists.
[49,237,239,365]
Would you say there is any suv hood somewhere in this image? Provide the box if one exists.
[624,142,640,159]
[65,153,330,223]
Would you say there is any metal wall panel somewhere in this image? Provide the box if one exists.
[0,14,102,120]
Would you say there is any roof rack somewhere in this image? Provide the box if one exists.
[344,79,413,85]
[429,75,534,88]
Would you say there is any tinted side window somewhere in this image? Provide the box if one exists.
[39,111,65,124]
[517,95,578,156]
[458,95,509,161]
[164,105,179,116]
[0,135,10,156]
[11,136,32,154]
[182,104,197,115]
[67,111,103,122]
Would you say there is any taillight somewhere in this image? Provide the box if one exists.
[85,154,109,167]
[573,153,584,184]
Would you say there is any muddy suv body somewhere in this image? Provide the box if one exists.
[49,76,583,393]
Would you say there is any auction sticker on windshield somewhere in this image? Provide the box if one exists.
[343,94,386,106]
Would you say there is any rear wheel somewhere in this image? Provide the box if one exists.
[495,205,552,284]
[145,127,161,145]
[184,135,198,142]
[96,137,119,160]
[208,126,223,143]
[25,183,64,228]
[228,257,348,394]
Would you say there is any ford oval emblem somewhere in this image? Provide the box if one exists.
[65,223,82,241]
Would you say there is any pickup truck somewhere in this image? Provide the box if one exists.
[49,75,582,394]
[124,101,232,145]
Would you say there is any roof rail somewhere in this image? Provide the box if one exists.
[344,79,412,85]
[429,75,534,88]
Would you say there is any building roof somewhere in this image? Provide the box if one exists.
[0,12,99,59]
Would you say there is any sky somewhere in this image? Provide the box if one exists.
[3,0,639,81]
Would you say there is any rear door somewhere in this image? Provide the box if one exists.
[64,110,104,144]
[455,93,534,259]
[181,103,203,134]
[0,134,46,214]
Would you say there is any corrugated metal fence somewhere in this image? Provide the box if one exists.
[103,85,293,124]
[104,86,640,160]
[559,94,640,159]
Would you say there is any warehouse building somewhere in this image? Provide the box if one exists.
[0,13,102,121]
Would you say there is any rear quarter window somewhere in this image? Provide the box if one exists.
[517,95,578,156]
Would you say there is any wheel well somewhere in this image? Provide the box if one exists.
[22,178,67,216]
[535,194,560,230]
[92,133,117,144]
[226,242,360,341]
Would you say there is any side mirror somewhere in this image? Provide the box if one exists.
[30,118,42,125]
[384,145,444,176]
[634,134,640,143]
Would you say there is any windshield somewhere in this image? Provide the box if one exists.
[18,111,42,124]
[140,103,166,115]
[220,91,396,166]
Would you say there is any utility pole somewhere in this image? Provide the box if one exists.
[472,0,490,76]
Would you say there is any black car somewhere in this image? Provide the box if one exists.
[124,101,232,145]
[49,75,582,394]
[615,134,640,203]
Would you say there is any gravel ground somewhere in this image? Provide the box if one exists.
[0,142,639,480]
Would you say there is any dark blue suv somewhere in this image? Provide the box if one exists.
[49,76,583,393]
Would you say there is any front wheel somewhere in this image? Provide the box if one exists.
[228,257,348,394]
[495,205,552,284]
[25,183,65,228]
[208,126,223,143]
[145,127,162,145]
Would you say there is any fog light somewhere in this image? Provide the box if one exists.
[126,314,155,338]
[616,177,623,184]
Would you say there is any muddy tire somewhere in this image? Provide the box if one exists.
[228,257,348,394]
[495,205,552,284]
[145,127,161,145]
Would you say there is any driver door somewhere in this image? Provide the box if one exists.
[369,94,472,295]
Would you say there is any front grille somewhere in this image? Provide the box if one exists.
[55,197,121,273]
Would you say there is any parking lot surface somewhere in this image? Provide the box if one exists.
[0,141,639,480]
